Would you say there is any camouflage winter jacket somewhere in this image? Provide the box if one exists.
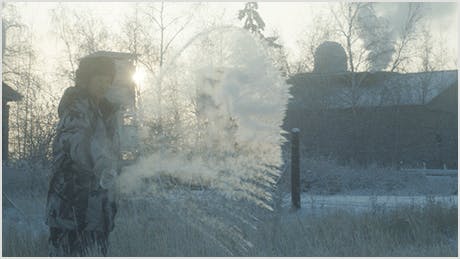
[46,87,120,233]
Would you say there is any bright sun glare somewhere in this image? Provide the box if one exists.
[132,67,145,87]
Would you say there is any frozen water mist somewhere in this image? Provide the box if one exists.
[120,26,290,207]
[117,26,291,255]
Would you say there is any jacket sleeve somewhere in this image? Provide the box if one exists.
[56,88,119,189]
[55,88,94,174]
[90,118,119,189]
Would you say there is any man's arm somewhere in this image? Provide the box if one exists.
[55,88,94,173]
[56,87,119,189]
[90,118,118,189]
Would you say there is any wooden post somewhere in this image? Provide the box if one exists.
[291,128,300,209]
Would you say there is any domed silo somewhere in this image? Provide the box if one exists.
[313,41,347,73]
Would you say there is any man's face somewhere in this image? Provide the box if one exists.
[88,74,113,98]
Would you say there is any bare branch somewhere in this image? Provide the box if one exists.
[144,7,162,29]
[163,17,192,55]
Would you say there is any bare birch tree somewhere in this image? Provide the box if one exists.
[389,3,424,73]
[295,13,336,73]
[3,3,59,163]
[50,4,111,85]
[143,1,198,68]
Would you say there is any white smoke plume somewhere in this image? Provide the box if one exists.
[356,4,396,71]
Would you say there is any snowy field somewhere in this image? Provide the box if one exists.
[296,156,458,196]
[2,162,458,256]
[282,193,457,211]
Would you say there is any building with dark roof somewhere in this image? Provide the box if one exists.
[284,70,458,168]
[2,82,23,161]
[284,41,457,168]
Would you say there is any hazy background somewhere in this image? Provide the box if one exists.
[6,1,458,73]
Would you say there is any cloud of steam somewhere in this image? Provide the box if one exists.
[373,2,457,65]
[374,2,457,27]
[356,4,396,71]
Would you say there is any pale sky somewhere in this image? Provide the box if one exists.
[4,1,459,73]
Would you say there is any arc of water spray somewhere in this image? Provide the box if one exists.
[142,26,256,96]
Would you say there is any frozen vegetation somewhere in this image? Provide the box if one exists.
[3,157,457,256]
[296,155,458,196]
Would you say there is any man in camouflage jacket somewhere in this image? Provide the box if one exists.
[46,56,121,256]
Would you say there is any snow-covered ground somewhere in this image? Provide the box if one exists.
[295,157,458,196]
[281,193,457,214]
[2,163,458,235]
[2,164,49,242]
[2,163,458,256]
[3,197,48,240]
